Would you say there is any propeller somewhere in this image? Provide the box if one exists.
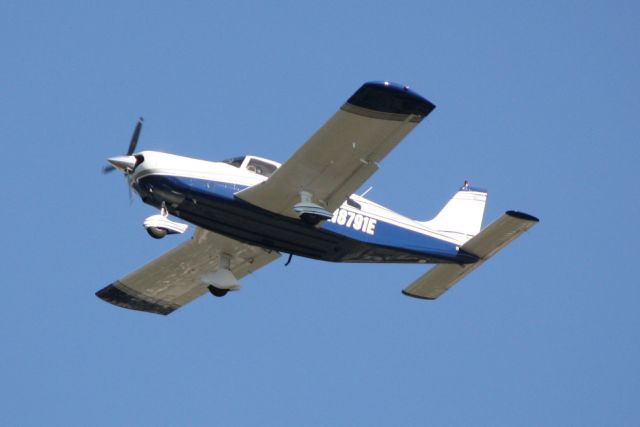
[103,117,144,174]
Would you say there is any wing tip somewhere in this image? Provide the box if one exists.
[347,81,436,118]
[96,282,177,315]
[505,210,539,223]
[401,289,438,300]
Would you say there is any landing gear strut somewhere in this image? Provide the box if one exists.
[143,202,188,239]
[293,191,332,226]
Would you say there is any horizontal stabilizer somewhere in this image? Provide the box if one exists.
[402,211,539,300]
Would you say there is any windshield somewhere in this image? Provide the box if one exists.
[246,158,278,177]
[222,156,245,168]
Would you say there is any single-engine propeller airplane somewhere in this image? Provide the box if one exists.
[97,81,538,315]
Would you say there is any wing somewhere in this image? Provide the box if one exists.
[237,81,435,218]
[403,211,539,299]
[96,228,280,315]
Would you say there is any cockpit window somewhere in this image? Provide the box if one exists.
[222,156,245,168]
[246,158,278,177]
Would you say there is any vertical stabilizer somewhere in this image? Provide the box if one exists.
[421,183,488,244]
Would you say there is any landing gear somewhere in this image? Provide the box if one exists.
[201,253,241,298]
[293,191,332,226]
[143,203,188,239]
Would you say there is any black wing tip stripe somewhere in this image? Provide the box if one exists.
[96,282,176,315]
[401,289,437,300]
[347,81,436,117]
[505,210,540,223]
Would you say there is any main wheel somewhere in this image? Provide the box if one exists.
[207,285,228,297]
[300,212,324,226]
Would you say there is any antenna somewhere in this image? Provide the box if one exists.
[360,186,373,197]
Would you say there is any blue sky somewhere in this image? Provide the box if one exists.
[2,1,639,425]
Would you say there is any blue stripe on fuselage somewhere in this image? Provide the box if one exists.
[136,174,466,263]
[321,217,459,260]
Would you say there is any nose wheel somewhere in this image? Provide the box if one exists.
[147,226,168,239]
[143,203,189,239]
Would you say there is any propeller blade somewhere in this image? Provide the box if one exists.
[126,117,144,156]
[103,117,144,203]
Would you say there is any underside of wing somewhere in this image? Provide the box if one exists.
[237,81,435,218]
[96,228,280,315]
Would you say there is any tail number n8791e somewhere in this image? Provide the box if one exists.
[329,208,377,235]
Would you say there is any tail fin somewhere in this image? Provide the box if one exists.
[421,182,488,244]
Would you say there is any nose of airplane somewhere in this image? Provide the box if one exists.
[107,155,138,172]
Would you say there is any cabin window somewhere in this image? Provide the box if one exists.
[222,156,245,168]
[246,158,277,177]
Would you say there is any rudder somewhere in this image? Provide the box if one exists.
[421,182,488,244]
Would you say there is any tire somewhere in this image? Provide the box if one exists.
[207,285,228,297]
[147,227,168,239]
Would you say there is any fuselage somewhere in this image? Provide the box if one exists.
[129,151,477,264]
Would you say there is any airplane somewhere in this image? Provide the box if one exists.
[97,81,539,315]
